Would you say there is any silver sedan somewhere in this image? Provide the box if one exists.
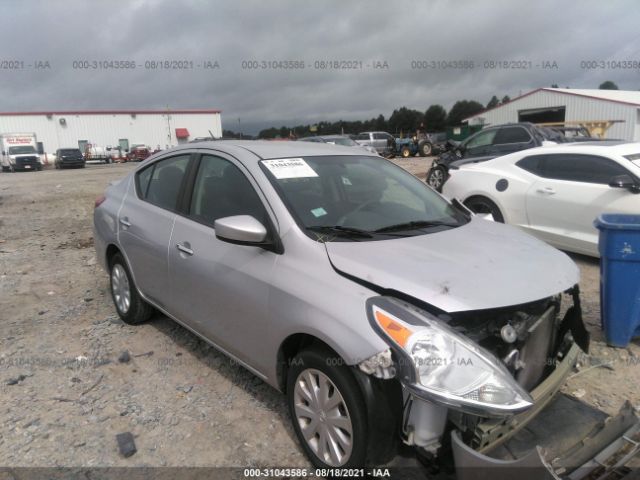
[94,141,588,471]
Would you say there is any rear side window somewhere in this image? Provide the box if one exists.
[517,153,629,184]
[136,154,190,210]
[516,155,543,175]
[493,126,532,144]
[542,154,629,184]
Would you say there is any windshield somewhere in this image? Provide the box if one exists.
[59,149,81,155]
[261,155,468,241]
[8,145,36,155]
[326,137,357,147]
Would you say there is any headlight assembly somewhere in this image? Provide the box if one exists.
[367,297,533,415]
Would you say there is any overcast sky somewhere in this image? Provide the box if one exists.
[1,0,639,133]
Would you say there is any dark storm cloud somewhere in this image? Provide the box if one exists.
[0,0,638,133]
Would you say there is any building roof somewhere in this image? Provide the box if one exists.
[544,88,640,106]
[0,109,221,116]
[464,88,640,122]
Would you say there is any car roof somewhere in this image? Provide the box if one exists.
[525,142,640,156]
[161,140,371,160]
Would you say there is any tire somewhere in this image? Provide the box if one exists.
[419,141,433,157]
[464,196,505,223]
[109,253,154,325]
[287,346,368,468]
[400,146,411,158]
[426,165,447,192]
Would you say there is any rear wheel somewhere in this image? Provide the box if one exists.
[109,253,154,324]
[287,347,368,468]
[419,141,433,156]
[464,196,505,223]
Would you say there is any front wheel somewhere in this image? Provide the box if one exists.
[426,165,447,191]
[400,146,411,158]
[287,347,368,468]
[109,253,154,324]
[464,196,505,223]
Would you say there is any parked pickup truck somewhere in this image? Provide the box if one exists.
[426,123,567,191]
[354,131,396,157]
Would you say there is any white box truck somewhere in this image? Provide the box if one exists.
[1,133,42,172]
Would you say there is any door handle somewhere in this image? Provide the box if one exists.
[119,217,131,227]
[536,187,556,195]
[176,243,194,256]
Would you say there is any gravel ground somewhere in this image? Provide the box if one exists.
[0,160,638,468]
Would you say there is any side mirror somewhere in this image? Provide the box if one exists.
[609,174,640,194]
[214,215,268,244]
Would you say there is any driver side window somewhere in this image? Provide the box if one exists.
[465,129,497,149]
[189,155,267,227]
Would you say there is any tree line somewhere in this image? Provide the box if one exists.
[231,81,621,139]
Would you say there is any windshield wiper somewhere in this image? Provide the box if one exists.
[306,225,373,238]
[374,220,458,233]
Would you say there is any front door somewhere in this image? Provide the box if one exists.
[525,153,634,255]
[168,153,277,368]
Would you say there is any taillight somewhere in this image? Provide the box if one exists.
[95,195,106,208]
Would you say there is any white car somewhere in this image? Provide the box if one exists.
[442,142,640,257]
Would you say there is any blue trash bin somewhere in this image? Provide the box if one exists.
[594,214,640,347]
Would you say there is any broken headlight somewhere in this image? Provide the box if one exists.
[368,298,533,415]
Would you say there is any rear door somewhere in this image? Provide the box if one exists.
[523,153,633,255]
[118,153,192,308]
[490,125,536,157]
[167,153,278,368]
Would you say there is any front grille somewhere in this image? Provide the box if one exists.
[16,157,38,166]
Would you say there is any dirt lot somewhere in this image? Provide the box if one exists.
[0,160,638,468]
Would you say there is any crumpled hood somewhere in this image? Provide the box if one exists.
[325,218,579,312]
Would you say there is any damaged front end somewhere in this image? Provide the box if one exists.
[362,291,640,478]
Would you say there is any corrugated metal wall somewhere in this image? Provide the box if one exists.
[467,90,638,140]
[0,112,222,154]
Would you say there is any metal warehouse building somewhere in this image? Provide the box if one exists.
[464,88,640,141]
[0,109,222,156]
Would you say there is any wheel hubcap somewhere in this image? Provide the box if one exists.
[428,169,443,187]
[111,264,131,314]
[294,369,353,466]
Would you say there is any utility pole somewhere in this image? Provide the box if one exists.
[166,105,172,146]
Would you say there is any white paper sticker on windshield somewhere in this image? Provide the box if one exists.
[632,160,640,168]
[262,158,318,179]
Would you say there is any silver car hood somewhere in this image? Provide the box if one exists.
[325,218,579,312]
